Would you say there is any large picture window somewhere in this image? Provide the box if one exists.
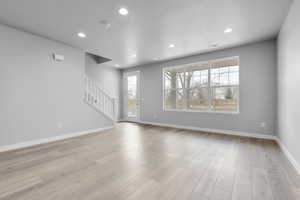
[163,57,239,113]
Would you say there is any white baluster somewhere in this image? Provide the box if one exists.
[84,76,115,121]
[96,88,99,109]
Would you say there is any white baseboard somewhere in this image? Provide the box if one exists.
[0,126,114,153]
[276,138,300,175]
[138,120,276,140]
[118,119,141,123]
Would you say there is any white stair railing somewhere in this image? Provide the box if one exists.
[84,76,117,121]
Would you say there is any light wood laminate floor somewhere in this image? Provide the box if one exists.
[0,122,299,200]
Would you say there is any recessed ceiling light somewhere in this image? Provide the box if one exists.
[169,44,175,48]
[119,7,129,15]
[132,54,137,58]
[77,32,87,38]
[114,64,120,67]
[224,28,233,33]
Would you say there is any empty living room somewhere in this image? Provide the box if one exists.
[1,0,300,199]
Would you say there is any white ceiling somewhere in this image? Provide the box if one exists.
[0,0,291,68]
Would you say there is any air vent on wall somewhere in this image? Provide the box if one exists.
[53,54,64,62]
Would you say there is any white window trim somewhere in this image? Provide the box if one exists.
[162,56,240,114]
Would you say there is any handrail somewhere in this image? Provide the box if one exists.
[84,76,117,121]
[84,75,112,100]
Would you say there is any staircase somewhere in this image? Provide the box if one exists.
[84,76,117,121]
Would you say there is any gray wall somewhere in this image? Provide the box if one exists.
[85,54,122,119]
[0,24,113,147]
[277,0,300,165]
[123,40,277,136]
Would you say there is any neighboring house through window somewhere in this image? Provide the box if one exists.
[163,56,239,113]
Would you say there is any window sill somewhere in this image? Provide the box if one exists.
[163,108,240,115]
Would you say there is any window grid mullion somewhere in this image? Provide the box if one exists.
[176,72,178,110]
[208,62,212,111]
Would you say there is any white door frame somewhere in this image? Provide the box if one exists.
[123,71,141,122]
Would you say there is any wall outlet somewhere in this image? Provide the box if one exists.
[57,122,63,129]
[260,122,266,128]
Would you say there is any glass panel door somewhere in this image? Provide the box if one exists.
[124,71,140,121]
